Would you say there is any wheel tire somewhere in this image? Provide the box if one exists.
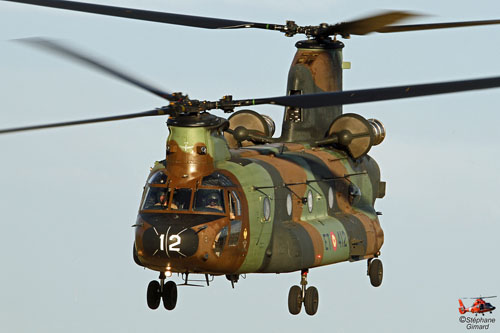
[369,259,383,287]
[146,280,161,310]
[288,285,302,315]
[304,286,319,316]
[162,281,178,310]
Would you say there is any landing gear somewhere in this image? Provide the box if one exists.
[288,285,302,315]
[146,272,178,310]
[226,274,239,288]
[146,280,161,310]
[162,281,178,310]
[368,258,383,287]
[287,269,319,316]
[304,286,319,315]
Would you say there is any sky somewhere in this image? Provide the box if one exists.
[1,0,499,332]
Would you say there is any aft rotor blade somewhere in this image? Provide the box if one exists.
[0,109,169,134]
[331,11,419,36]
[17,38,177,101]
[250,76,500,108]
[2,0,272,30]
[377,19,500,33]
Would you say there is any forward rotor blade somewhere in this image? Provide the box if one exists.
[377,19,500,33]
[0,109,168,134]
[251,76,500,108]
[16,38,177,101]
[2,0,272,30]
[332,11,419,36]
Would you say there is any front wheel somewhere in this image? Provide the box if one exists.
[146,281,161,310]
[162,281,178,310]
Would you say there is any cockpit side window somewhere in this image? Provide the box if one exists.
[148,171,167,185]
[142,187,171,210]
[194,189,225,213]
[229,191,241,217]
[171,188,192,211]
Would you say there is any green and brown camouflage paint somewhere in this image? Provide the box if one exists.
[134,39,384,277]
[280,39,344,142]
[135,123,384,275]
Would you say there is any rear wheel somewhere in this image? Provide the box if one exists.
[369,259,383,287]
[288,285,302,315]
[162,281,178,310]
[146,280,161,310]
[304,286,319,316]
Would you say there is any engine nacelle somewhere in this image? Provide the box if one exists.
[367,118,386,146]
[224,110,275,148]
[326,114,386,158]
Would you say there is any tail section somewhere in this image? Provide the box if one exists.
[459,299,467,314]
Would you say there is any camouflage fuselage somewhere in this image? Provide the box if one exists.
[134,121,385,275]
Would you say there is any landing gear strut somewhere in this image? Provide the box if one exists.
[146,272,178,310]
[287,269,319,316]
[368,258,383,287]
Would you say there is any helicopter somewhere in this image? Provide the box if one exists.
[2,0,500,317]
[459,296,496,316]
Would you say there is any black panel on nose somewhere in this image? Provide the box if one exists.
[139,213,223,259]
[143,224,198,259]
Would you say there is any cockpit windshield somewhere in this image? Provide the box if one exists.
[171,188,192,211]
[194,189,225,213]
[142,187,171,210]
[141,171,234,214]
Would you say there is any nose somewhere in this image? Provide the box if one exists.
[142,225,198,258]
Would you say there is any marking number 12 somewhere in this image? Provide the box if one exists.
[159,234,181,253]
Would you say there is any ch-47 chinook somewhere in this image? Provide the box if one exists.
[3,0,500,316]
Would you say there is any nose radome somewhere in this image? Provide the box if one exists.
[142,226,198,258]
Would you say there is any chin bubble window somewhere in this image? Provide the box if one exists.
[213,225,228,257]
[228,220,242,247]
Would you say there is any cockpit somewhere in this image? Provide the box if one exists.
[138,169,245,260]
[141,170,240,218]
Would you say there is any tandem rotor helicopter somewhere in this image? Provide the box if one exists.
[3,0,500,316]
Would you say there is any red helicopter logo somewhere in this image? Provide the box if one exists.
[459,296,496,316]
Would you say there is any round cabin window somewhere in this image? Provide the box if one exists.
[263,197,271,221]
[286,193,292,216]
[307,190,313,213]
[328,187,334,209]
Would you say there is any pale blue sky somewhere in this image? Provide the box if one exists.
[1,0,499,332]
